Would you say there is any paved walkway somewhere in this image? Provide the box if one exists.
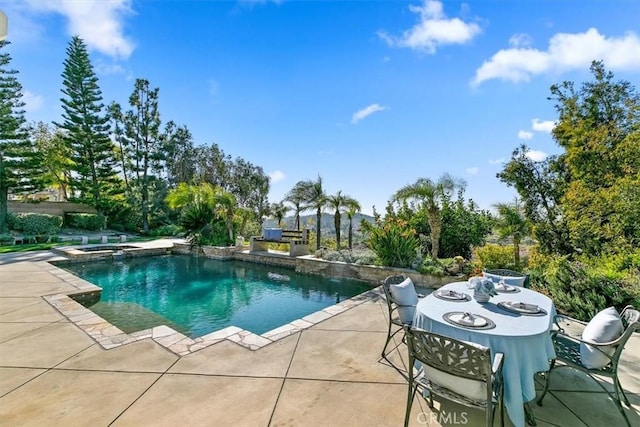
[0,251,638,426]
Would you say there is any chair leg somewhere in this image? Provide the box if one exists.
[614,374,631,407]
[536,359,555,406]
[381,321,394,359]
[404,382,418,427]
[487,402,493,427]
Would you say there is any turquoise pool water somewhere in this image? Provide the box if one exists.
[59,255,370,337]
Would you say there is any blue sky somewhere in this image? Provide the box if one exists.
[3,0,640,215]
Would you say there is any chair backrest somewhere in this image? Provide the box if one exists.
[381,274,407,311]
[406,328,492,381]
[611,305,640,365]
[484,269,530,288]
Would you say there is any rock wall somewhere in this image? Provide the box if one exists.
[175,245,461,288]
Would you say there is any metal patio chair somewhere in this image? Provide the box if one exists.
[484,269,530,288]
[380,274,411,363]
[404,327,504,427]
[537,305,640,426]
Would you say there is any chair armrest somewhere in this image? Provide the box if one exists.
[553,331,616,359]
[553,314,588,334]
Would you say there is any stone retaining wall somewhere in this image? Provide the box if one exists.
[8,201,97,217]
[294,256,461,287]
[173,244,461,287]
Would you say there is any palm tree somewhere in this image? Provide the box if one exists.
[270,201,289,227]
[302,176,327,251]
[326,191,347,249]
[166,182,236,245]
[284,181,309,230]
[493,201,531,267]
[214,189,237,244]
[393,174,465,259]
[344,198,361,249]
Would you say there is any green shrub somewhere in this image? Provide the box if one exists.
[65,213,105,231]
[417,257,446,276]
[148,224,183,237]
[363,218,420,268]
[6,212,22,231]
[21,213,63,235]
[531,258,640,321]
[474,244,517,270]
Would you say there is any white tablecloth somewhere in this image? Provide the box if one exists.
[413,281,556,427]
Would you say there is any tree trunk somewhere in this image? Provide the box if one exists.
[141,173,149,233]
[0,185,8,234]
[514,237,521,267]
[348,219,353,249]
[227,209,234,244]
[427,209,441,259]
[334,210,341,249]
[316,208,321,251]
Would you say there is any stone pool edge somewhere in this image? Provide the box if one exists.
[37,260,380,356]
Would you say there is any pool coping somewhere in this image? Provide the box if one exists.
[38,259,380,356]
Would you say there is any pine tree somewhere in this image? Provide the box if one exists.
[122,78,163,232]
[57,35,117,215]
[0,40,42,233]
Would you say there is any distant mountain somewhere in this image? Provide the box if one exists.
[263,212,374,237]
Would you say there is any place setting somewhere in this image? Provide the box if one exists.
[443,311,496,330]
[497,301,547,316]
[494,280,521,293]
[433,288,471,302]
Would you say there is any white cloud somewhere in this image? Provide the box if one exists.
[509,33,533,48]
[378,0,481,53]
[489,158,505,165]
[24,0,135,59]
[525,149,548,162]
[472,28,640,86]
[351,103,387,124]
[22,90,43,112]
[269,170,286,183]
[95,63,126,75]
[518,130,534,140]
[532,118,556,133]
[465,167,479,175]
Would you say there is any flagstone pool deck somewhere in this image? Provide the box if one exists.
[0,250,638,426]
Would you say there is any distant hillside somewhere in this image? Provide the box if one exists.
[263,213,374,237]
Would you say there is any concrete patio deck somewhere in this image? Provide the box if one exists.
[0,251,638,426]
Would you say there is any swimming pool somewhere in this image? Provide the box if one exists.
[59,255,370,338]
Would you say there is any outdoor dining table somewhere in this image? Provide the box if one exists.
[412,281,557,427]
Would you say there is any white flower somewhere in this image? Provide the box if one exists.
[472,277,497,296]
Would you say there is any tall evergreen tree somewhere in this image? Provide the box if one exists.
[122,78,162,232]
[107,101,130,191]
[32,121,71,201]
[57,36,117,215]
[0,40,41,233]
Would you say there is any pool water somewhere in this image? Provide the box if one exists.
[60,255,370,337]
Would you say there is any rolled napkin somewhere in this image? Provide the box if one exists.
[495,281,514,292]
[438,289,464,299]
[508,301,540,313]
[453,312,488,327]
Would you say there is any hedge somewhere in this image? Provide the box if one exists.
[65,213,105,231]
[10,213,63,235]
